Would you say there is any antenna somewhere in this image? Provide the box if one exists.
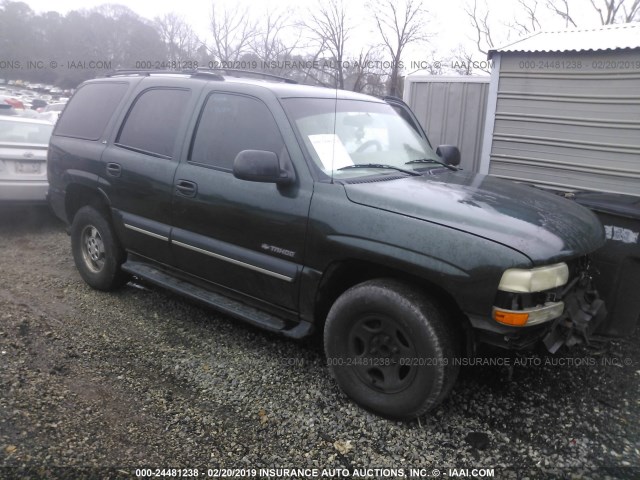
[330,78,339,184]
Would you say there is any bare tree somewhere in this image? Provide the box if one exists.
[511,0,542,35]
[155,13,200,62]
[465,0,495,55]
[418,49,446,75]
[301,0,351,89]
[450,44,478,75]
[588,0,640,23]
[621,0,640,21]
[545,0,577,27]
[371,0,430,97]
[547,0,639,25]
[208,2,256,63]
[467,0,640,60]
[249,9,298,74]
[345,48,388,94]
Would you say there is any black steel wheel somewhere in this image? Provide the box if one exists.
[324,278,459,419]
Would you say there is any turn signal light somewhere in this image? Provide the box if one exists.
[493,310,529,326]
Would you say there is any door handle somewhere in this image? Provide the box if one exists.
[175,180,197,197]
[106,162,122,177]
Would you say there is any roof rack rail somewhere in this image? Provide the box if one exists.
[104,69,225,81]
[103,68,296,84]
[194,68,298,84]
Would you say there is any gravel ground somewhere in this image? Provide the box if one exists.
[0,206,639,480]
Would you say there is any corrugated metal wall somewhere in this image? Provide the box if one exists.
[404,77,489,172]
[489,50,640,196]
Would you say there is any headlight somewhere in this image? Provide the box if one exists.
[498,262,569,293]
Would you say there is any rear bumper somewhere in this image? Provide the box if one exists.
[0,180,48,203]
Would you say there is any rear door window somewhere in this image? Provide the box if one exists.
[116,88,191,159]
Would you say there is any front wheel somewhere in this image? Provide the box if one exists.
[324,279,459,419]
[71,206,129,291]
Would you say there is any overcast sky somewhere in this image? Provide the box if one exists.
[21,0,489,62]
[19,0,602,74]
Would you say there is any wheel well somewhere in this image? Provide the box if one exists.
[314,260,470,349]
[65,184,110,224]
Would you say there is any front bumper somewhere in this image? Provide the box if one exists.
[541,281,607,353]
[469,273,607,353]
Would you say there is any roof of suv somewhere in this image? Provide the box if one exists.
[99,70,384,103]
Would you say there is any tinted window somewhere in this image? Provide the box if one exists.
[55,82,128,140]
[117,88,191,158]
[190,93,284,170]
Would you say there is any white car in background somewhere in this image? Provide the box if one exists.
[38,102,66,124]
[0,116,54,203]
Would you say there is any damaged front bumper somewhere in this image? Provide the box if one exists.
[470,268,607,353]
[542,276,607,353]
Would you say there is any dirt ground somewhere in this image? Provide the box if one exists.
[0,206,639,480]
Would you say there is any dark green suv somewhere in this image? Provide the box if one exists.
[47,70,606,419]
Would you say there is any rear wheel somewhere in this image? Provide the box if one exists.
[71,206,129,291]
[324,279,459,419]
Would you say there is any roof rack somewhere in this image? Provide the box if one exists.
[193,68,298,84]
[105,69,225,81]
[103,68,297,84]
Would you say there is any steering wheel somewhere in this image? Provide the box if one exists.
[355,140,383,153]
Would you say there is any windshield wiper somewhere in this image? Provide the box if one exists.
[405,158,458,171]
[338,163,421,176]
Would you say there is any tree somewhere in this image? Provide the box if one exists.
[450,45,476,75]
[155,13,201,63]
[545,0,577,27]
[465,0,495,55]
[344,48,388,94]
[371,0,430,97]
[546,0,640,25]
[465,0,539,55]
[301,0,351,89]
[208,2,256,63]
[248,9,298,76]
[587,0,640,23]
[467,0,640,58]
[0,1,38,80]
[88,4,166,68]
[511,0,542,36]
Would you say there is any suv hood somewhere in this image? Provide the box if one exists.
[344,171,605,264]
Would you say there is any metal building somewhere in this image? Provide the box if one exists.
[403,75,489,172]
[479,23,640,196]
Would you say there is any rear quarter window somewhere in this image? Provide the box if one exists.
[54,82,129,141]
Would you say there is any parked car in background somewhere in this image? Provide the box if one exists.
[0,94,25,111]
[31,98,48,111]
[0,116,54,202]
[38,102,66,123]
[0,104,17,116]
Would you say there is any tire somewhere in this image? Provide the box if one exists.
[71,206,129,291]
[324,278,459,419]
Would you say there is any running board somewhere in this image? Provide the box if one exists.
[121,260,308,335]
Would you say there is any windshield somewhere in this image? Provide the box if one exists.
[283,98,441,179]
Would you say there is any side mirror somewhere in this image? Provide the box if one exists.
[233,150,295,185]
[436,145,461,166]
